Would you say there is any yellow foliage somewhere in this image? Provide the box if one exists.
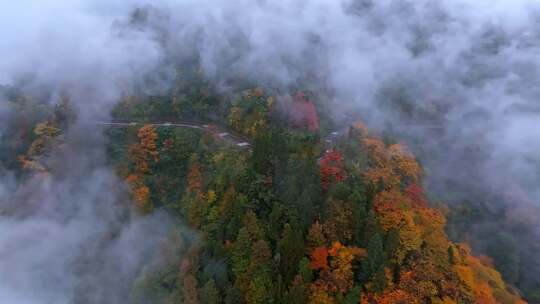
[323,200,353,243]
[137,124,159,162]
[228,107,243,131]
[431,297,457,304]
[362,138,421,189]
[373,190,413,231]
[133,186,151,212]
[352,121,369,136]
[475,282,497,304]
[27,138,47,157]
[455,265,476,290]
[309,282,335,304]
[207,190,217,204]
[376,289,419,304]
[309,241,366,297]
[34,122,60,137]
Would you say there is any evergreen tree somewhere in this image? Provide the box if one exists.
[363,233,387,293]
[200,279,221,304]
[343,285,361,304]
[278,224,305,284]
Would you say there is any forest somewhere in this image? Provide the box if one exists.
[2,1,540,303]
[1,67,532,303]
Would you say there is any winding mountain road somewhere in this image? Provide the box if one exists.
[88,120,353,152]
[89,120,252,149]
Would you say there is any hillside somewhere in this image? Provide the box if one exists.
[3,83,528,303]
[4,1,540,303]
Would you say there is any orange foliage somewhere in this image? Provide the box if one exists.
[310,247,329,271]
[328,242,365,293]
[357,133,525,303]
[372,190,412,230]
[187,157,203,196]
[125,125,160,211]
[414,207,449,260]
[128,144,150,174]
[451,243,526,304]
[138,124,159,162]
[309,281,334,304]
[388,144,421,181]
[324,200,354,243]
[362,138,421,189]
[129,124,159,174]
[415,207,447,229]
[351,121,369,138]
[320,150,347,190]
[475,283,497,304]
[133,186,151,211]
[126,174,142,184]
[309,241,366,300]
[375,289,419,304]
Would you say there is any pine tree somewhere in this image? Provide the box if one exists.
[200,279,220,304]
[343,285,361,304]
[298,257,313,283]
[278,224,305,284]
[364,233,387,293]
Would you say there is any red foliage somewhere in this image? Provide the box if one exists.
[289,91,320,131]
[320,150,347,190]
[404,183,428,207]
[310,247,329,271]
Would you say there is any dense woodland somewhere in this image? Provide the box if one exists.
[0,68,533,303]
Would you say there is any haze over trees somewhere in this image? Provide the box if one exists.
[2,1,540,303]
[4,74,528,302]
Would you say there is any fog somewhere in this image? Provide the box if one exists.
[1,0,540,302]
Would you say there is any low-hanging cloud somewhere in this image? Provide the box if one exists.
[2,0,540,301]
[0,2,177,302]
[0,126,176,303]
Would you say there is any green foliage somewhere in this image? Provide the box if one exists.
[363,233,386,291]
[200,279,221,304]
[299,257,314,283]
[343,285,361,304]
[283,281,307,304]
[97,83,528,304]
[278,224,305,284]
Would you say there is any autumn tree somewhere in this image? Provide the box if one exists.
[289,91,320,132]
[125,124,159,212]
[129,124,159,174]
[362,138,421,190]
[306,221,327,253]
[319,150,347,190]
[227,88,270,138]
[19,120,62,173]
[308,242,366,302]
[323,199,354,244]
[106,98,528,304]
[327,242,364,293]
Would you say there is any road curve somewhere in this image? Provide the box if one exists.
[87,120,252,150]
